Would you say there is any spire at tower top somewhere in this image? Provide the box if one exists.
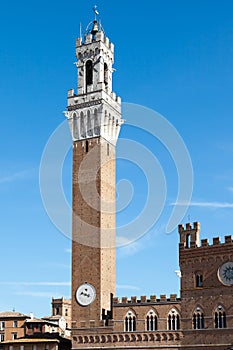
[85,5,104,36]
[93,5,99,20]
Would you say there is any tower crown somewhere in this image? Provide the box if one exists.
[65,13,124,146]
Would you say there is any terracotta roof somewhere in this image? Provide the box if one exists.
[0,312,29,318]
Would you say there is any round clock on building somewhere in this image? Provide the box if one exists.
[218,262,233,286]
[75,283,96,306]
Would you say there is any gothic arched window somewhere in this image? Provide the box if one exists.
[125,311,136,332]
[94,109,99,135]
[195,273,203,288]
[87,110,92,136]
[86,60,93,87]
[214,306,226,329]
[80,112,85,138]
[168,309,180,331]
[73,113,78,139]
[146,310,157,331]
[193,307,204,329]
[104,63,108,86]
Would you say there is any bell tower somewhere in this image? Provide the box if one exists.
[65,11,123,332]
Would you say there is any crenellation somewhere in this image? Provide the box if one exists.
[213,237,220,245]
[225,235,232,243]
[121,297,127,303]
[131,296,137,303]
[96,31,104,42]
[76,37,82,47]
[160,295,167,302]
[104,36,109,47]
[170,294,177,302]
[68,89,75,98]
[150,295,156,302]
[201,238,209,247]
[140,296,147,303]
[112,294,180,305]
[85,34,92,44]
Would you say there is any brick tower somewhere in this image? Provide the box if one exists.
[65,12,123,335]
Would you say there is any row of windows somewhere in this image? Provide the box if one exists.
[73,110,117,141]
[0,321,18,330]
[124,310,180,332]
[0,332,17,342]
[193,309,227,329]
[124,307,227,332]
[85,60,108,89]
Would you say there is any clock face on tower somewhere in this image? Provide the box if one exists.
[75,283,96,306]
[218,262,233,286]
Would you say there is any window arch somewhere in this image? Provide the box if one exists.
[86,60,93,87]
[73,113,78,139]
[195,273,203,288]
[80,112,85,138]
[214,306,226,329]
[193,307,204,329]
[146,310,157,331]
[94,109,99,135]
[104,62,108,86]
[168,309,180,331]
[87,110,92,137]
[125,311,136,332]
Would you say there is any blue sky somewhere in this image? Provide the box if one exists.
[0,0,233,317]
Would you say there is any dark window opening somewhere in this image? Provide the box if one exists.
[107,143,109,156]
[86,60,93,87]
[193,312,204,329]
[125,316,136,332]
[186,234,190,248]
[215,311,226,329]
[104,63,108,86]
[196,274,203,288]
[86,140,89,153]
[146,315,157,331]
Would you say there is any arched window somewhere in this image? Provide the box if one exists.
[168,309,180,331]
[73,113,78,139]
[86,60,93,87]
[214,306,226,329]
[87,110,92,136]
[104,63,108,86]
[186,234,190,248]
[94,109,99,135]
[80,112,85,138]
[125,311,136,332]
[195,273,203,288]
[193,307,204,329]
[146,310,157,331]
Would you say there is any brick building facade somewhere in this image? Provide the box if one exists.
[65,10,233,350]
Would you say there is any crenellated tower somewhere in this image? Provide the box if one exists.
[65,12,124,336]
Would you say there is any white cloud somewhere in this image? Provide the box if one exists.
[0,169,33,184]
[171,201,233,209]
[116,284,140,291]
[65,248,72,254]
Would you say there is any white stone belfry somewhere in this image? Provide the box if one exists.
[65,25,124,146]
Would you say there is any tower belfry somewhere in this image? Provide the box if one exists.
[65,9,123,335]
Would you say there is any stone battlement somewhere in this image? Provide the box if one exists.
[67,88,121,104]
[113,294,180,305]
[179,222,233,250]
[76,31,114,53]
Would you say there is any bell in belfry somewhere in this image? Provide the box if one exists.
[91,20,99,35]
